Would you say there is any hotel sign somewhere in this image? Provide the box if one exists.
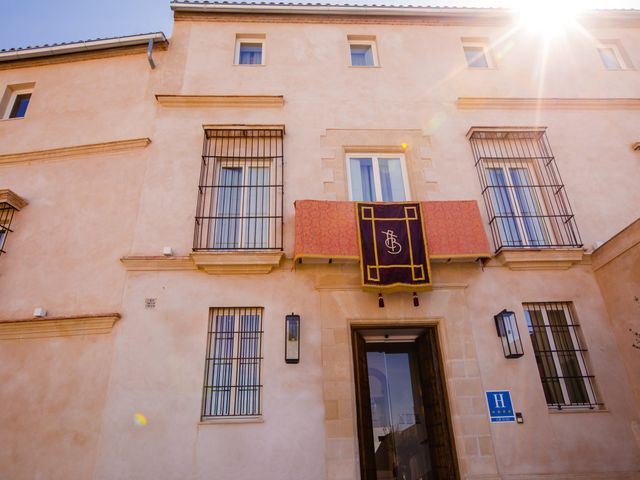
[485,390,516,423]
[356,202,432,292]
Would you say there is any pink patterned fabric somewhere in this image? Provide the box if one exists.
[294,200,490,260]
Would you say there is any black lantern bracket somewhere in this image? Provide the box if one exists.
[494,309,524,359]
[285,313,301,364]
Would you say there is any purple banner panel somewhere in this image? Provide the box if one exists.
[356,203,432,292]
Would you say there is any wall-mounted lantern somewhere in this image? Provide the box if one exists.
[494,309,524,358]
[285,313,300,364]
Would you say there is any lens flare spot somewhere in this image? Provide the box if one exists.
[401,143,408,151]
[426,112,446,132]
[133,413,148,427]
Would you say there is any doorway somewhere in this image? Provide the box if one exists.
[352,327,459,480]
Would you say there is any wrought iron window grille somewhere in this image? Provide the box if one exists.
[468,128,582,253]
[523,302,601,410]
[194,128,284,251]
[0,202,18,256]
[201,307,264,419]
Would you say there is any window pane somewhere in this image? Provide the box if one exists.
[236,315,261,415]
[378,158,406,202]
[509,168,548,246]
[9,93,31,118]
[525,309,564,405]
[244,166,270,248]
[239,43,262,64]
[547,309,590,405]
[350,158,375,201]
[209,315,235,416]
[487,168,522,246]
[203,308,264,418]
[464,46,488,68]
[350,45,373,66]
[214,167,243,248]
[598,47,621,70]
[196,129,283,251]
[525,302,597,409]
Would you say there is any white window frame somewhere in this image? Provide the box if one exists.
[234,35,266,66]
[346,153,410,202]
[461,38,493,69]
[596,41,629,70]
[347,36,379,67]
[483,160,552,247]
[208,159,275,249]
[2,87,33,120]
[524,302,598,409]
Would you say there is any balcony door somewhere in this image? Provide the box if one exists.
[353,328,458,480]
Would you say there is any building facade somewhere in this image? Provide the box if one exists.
[0,2,639,479]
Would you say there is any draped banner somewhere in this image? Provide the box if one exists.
[356,202,432,292]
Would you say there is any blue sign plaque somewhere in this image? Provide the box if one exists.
[485,390,516,423]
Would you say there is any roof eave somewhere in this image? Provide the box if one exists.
[169,3,640,23]
[0,32,168,63]
[170,2,510,18]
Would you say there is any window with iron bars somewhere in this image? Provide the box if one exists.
[523,302,601,410]
[194,128,284,251]
[0,190,27,256]
[0,203,16,256]
[468,128,582,252]
[201,307,264,419]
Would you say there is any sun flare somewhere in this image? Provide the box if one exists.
[516,0,585,37]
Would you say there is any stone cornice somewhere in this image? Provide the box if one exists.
[172,8,640,27]
[174,11,511,26]
[457,97,640,110]
[0,138,151,165]
[488,249,585,270]
[0,189,28,210]
[120,256,197,271]
[202,124,286,132]
[0,313,120,340]
[191,251,284,274]
[155,95,284,108]
[121,252,285,274]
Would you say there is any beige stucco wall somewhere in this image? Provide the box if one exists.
[0,334,115,480]
[593,219,640,412]
[1,8,639,480]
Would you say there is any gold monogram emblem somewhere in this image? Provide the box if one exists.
[382,229,402,255]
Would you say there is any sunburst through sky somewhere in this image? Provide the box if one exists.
[1,0,639,51]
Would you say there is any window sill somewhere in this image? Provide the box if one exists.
[198,416,263,425]
[492,248,584,271]
[548,407,608,414]
[348,65,380,68]
[121,252,284,274]
[233,63,266,67]
[191,251,284,274]
[0,116,25,122]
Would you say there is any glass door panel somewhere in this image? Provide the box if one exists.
[366,343,432,480]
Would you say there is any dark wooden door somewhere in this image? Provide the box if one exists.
[352,327,459,480]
